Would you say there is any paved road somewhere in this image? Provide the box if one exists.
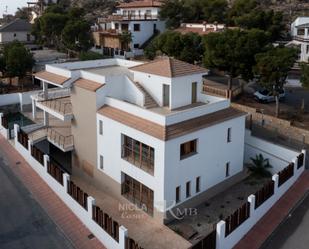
[0,156,75,249]
[261,192,309,249]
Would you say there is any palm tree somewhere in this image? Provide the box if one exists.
[248,154,272,178]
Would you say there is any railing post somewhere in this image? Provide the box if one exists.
[272,174,279,194]
[44,154,49,170]
[63,173,70,193]
[28,139,32,155]
[302,149,307,168]
[216,220,226,249]
[87,196,95,219]
[248,194,256,215]
[119,226,128,249]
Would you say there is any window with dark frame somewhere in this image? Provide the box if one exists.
[134,43,140,49]
[196,177,200,193]
[99,155,104,170]
[99,120,103,135]
[180,139,197,159]
[227,127,232,143]
[176,186,181,203]
[134,24,140,31]
[226,162,230,177]
[186,181,191,198]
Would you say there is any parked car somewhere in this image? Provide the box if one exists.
[253,89,285,103]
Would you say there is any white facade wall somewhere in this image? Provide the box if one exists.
[291,17,309,62]
[96,114,166,212]
[118,7,160,16]
[164,116,246,206]
[0,31,33,44]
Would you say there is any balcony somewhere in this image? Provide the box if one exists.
[121,137,154,175]
[47,128,74,152]
[101,14,158,22]
[35,97,73,121]
[34,88,71,101]
[293,35,309,42]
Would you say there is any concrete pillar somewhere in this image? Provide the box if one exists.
[43,111,49,126]
[63,173,70,193]
[302,149,307,168]
[119,226,128,249]
[28,140,32,154]
[216,220,226,249]
[43,154,49,170]
[87,196,95,218]
[32,98,37,120]
[248,194,256,215]
[43,81,48,100]
[272,174,279,194]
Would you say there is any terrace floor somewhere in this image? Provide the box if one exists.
[38,97,72,116]
[168,170,271,244]
[70,174,191,249]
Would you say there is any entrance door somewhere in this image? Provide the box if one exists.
[163,84,170,107]
[192,82,197,104]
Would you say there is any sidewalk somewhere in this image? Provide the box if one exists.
[234,170,309,249]
[0,136,106,249]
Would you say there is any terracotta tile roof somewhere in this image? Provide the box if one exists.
[74,78,105,92]
[98,105,246,141]
[35,71,70,85]
[175,27,216,35]
[130,57,208,78]
[117,0,163,8]
[98,106,166,140]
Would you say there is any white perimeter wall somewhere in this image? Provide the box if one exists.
[244,130,299,173]
[0,90,41,108]
[0,31,33,43]
[164,115,246,206]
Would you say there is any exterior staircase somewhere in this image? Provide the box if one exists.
[131,81,159,109]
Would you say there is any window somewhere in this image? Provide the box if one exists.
[99,120,103,135]
[180,139,197,159]
[227,128,232,143]
[99,155,104,170]
[196,177,200,193]
[115,23,119,30]
[13,33,16,37]
[134,43,140,49]
[176,186,181,203]
[226,162,230,177]
[122,135,155,174]
[186,181,191,198]
[307,45,309,54]
[134,24,140,31]
[297,28,305,36]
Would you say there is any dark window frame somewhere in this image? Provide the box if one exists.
[180,139,197,160]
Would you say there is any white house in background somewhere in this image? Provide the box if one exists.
[175,22,227,35]
[92,0,166,58]
[0,19,34,45]
[29,57,246,223]
[290,17,309,62]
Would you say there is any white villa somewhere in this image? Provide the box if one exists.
[93,0,166,58]
[25,57,246,222]
[0,19,33,45]
[290,17,309,62]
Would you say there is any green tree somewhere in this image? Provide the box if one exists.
[202,0,228,23]
[145,31,204,63]
[159,0,188,29]
[203,29,270,91]
[79,51,104,61]
[300,63,309,89]
[254,46,298,116]
[2,42,34,88]
[15,7,30,20]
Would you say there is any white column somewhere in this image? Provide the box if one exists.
[14,124,20,144]
[302,149,307,168]
[272,174,279,194]
[32,98,37,120]
[216,220,226,249]
[28,139,32,154]
[119,226,128,249]
[87,196,95,219]
[63,173,70,192]
[248,194,256,217]
[43,154,49,170]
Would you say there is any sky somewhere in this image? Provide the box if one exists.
[0,0,29,17]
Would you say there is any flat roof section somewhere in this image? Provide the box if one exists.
[85,65,133,78]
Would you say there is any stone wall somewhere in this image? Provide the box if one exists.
[232,103,309,145]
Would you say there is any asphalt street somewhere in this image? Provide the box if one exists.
[261,192,309,249]
[0,155,75,249]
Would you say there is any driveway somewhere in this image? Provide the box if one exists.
[261,192,309,249]
[0,156,75,249]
